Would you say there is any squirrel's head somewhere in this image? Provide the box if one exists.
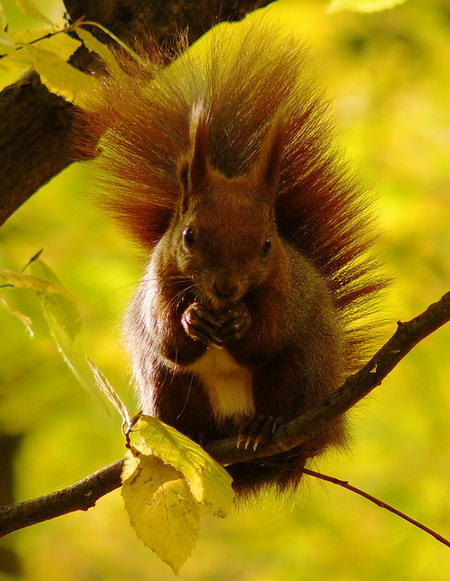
[172,104,286,309]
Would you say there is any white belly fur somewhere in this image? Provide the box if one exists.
[188,347,254,421]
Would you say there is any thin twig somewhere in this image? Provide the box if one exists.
[303,468,450,549]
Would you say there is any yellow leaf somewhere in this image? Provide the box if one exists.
[75,27,124,79]
[0,37,18,55]
[23,43,99,108]
[122,452,200,575]
[0,269,76,300]
[0,46,32,72]
[135,415,234,517]
[12,27,81,60]
[76,21,145,67]
[0,15,16,55]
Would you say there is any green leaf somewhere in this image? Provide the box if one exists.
[25,263,111,409]
[122,453,200,575]
[40,298,116,411]
[327,0,408,12]
[1,258,127,415]
[27,259,81,339]
[134,415,234,517]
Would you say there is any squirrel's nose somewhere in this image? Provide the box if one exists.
[213,279,238,300]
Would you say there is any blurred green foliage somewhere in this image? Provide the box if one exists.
[1,0,449,579]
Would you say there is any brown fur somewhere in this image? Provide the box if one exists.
[80,24,386,496]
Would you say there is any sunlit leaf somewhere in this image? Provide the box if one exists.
[0,46,30,71]
[0,12,17,54]
[0,37,16,55]
[0,27,80,72]
[8,42,99,107]
[26,259,81,339]
[42,307,108,406]
[11,26,55,43]
[76,21,145,67]
[327,0,408,12]
[0,269,76,301]
[122,452,200,575]
[15,0,52,26]
[0,292,34,336]
[12,27,81,60]
[24,263,108,408]
[75,27,124,79]
[121,417,233,571]
[135,415,234,517]
[0,259,128,413]
[87,358,131,428]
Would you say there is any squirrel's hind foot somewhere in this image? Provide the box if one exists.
[236,414,284,451]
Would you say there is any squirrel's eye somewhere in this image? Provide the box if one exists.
[261,236,272,257]
[183,226,195,248]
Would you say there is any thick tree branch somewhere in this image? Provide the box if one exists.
[0,292,448,538]
[0,0,273,226]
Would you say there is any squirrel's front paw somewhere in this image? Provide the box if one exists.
[216,303,251,344]
[181,302,223,346]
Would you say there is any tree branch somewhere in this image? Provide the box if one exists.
[303,468,450,549]
[0,0,274,226]
[0,460,124,538]
[1,292,448,538]
[208,291,450,463]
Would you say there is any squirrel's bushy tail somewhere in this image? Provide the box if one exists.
[84,20,386,379]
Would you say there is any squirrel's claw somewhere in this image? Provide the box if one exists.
[236,415,284,451]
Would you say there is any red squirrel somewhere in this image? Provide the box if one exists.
[84,25,386,495]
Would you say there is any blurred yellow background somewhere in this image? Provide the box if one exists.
[0,0,449,579]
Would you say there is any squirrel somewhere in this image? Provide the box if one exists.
[83,23,386,496]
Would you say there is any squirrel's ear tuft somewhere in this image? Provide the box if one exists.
[256,113,286,195]
[178,158,190,193]
[185,103,210,191]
